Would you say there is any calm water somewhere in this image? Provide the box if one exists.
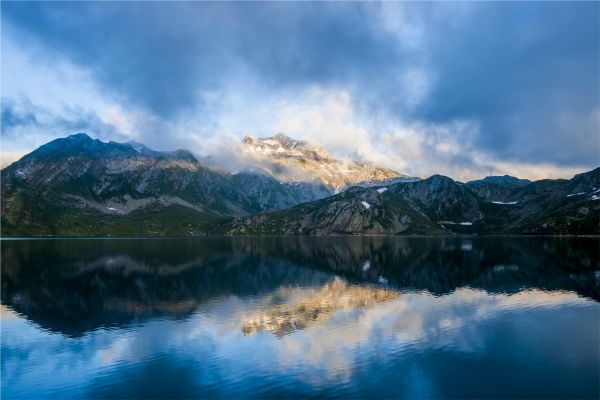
[2,237,599,399]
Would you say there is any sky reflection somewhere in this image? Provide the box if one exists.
[2,237,599,398]
[3,285,598,398]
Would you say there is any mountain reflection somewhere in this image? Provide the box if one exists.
[1,237,598,337]
[242,279,398,336]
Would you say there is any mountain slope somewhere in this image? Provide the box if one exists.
[466,175,531,202]
[480,168,600,234]
[0,134,328,236]
[224,169,600,236]
[226,175,485,235]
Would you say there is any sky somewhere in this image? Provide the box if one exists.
[1,1,599,181]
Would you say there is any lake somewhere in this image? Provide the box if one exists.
[1,237,599,399]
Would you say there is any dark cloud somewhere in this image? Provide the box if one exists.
[1,2,598,169]
[0,98,129,143]
[1,3,403,118]
[414,2,600,167]
[1,101,38,128]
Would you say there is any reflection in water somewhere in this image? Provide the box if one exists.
[1,237,599,399]
[242,279,398,336]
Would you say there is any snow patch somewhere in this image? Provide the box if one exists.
[361,201,371,209]
[491,201,518,205]
[362,261,371,272]
[377,187,388,193]
[567,192,586,197]
[438,221,473,226]
[494,264,519,273]
[378,276,388,285]
[591,195,600,201]
[263,139,280,147]
[106,207,118,211]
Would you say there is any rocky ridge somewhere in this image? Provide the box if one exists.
[227,168,600,235]
[241,133,416,191]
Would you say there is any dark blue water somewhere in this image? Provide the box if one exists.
[2,237,599,399]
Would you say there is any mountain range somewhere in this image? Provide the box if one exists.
[1,133,598,236]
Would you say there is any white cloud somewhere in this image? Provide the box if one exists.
[254,87,592,181]
[1,28,592,182]
[0,33,143,152]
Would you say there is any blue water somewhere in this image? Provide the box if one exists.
[2,237,599,398]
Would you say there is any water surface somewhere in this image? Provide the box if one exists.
[2,237,599,398]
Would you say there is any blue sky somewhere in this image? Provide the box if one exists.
[1,2,598,180]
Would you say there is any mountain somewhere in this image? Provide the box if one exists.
[482,168,600,234]
[226,175,483,235]
[227,171,330,212]
[2,133,598,237]
[466,175,531,202]
[469,175,531,186]
[241,133,417,191]
[225,168,600,235]
[0,133,328,236]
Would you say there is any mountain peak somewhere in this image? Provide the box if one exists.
[240,133,403,190]
[469,175,531,187]
[67,132,93,140]
[425,174,456,186]
[271,133,293,141]
[267,133,303,147]
[241,134,256,144]
[169,149,199,163]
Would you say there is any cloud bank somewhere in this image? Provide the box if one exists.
[1,2,598,180]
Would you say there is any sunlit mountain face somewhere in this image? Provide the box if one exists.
[240,133,415,191]
[2,237,599,398]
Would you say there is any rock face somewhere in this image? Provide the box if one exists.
[467,175,531,202]
[227,168,600,235]
[241,133,416,191]
[228,172,331,213]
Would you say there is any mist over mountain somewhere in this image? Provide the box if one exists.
[240,133,418,191]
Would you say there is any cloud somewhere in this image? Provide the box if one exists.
[1,2,598,179]
[0,98,131,154]
[261,88,589,181]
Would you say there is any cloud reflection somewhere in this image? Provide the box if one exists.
[2,286,596,396]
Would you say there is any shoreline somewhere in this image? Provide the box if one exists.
[2,233,599,240]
